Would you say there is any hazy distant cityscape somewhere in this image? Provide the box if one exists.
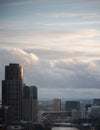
[0,63,100,130]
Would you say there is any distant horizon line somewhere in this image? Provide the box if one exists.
[0,98,96,102]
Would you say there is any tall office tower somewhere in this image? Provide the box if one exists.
[23,85,38,122]
[53,99,61,111]
[2,63,23,123]
[65,101,80,112]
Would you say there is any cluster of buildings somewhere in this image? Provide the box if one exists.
[0,63,100,130]
[39,98,100,127]
[86,99,100,118]
[0,63,38,129]
[39,100,82,122]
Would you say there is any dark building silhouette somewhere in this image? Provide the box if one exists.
[2,63,24,123]
[23,85,38,122]
[65,101,80,112]
[93,99,100,105]
[0,106,5,124]
[5,63,23,81]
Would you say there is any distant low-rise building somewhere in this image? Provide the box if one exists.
[93,99,100,105]
[71,110,81,120]
[53,99,61,111]
[91,105,100,118]
[65,101,80,112]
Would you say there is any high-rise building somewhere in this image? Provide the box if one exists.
[0,106,5,124]
[65,101,80,112]
[2,63,24,123]
[53,99,61,111]
[23,85,38,121]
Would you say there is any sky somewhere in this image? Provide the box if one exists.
[0,0,100,100]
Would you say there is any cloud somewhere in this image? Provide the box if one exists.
[0,29,100,49]
[0,20,27,30]
[0,48,39,83]
[0,0,33,7]
[26,47,100,62]
[0,48,100,100]
[0,0,100,100]
[41,12,100,19]
[45,13,78,18]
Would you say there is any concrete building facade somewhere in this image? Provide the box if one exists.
[53,99,61,111]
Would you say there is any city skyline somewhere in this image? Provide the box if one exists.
[0,0,100,99]
[2,63,38,123]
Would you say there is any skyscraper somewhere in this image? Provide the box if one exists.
[23,85,38,121]
[2,63,24,123]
